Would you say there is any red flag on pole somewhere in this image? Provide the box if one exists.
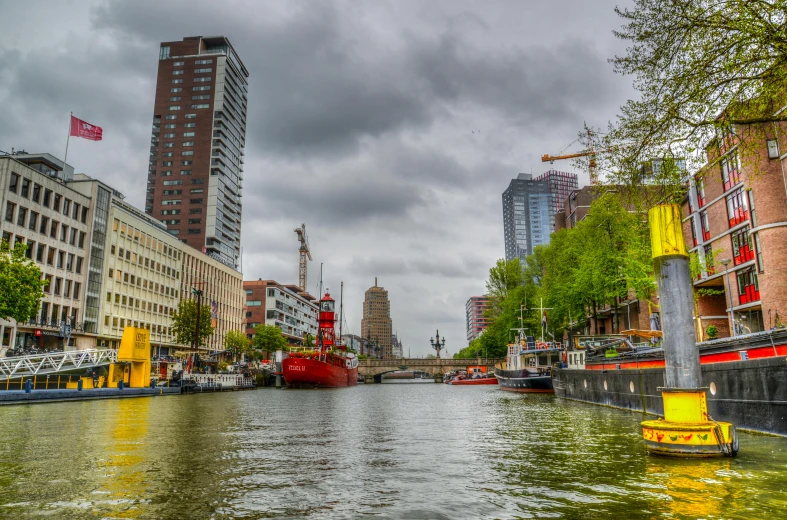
[69,115,103,141]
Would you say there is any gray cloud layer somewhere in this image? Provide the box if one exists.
[0,0,633,355]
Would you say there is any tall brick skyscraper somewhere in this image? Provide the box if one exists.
[361,278,393,359]
[146,36,248,269]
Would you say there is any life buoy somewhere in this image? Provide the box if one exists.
[537,342,547,350]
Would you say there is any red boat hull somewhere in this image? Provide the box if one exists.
[449,377,498,385]
[282,357,358,388]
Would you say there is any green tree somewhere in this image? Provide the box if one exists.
[0,241,46,323]
[171,299,213,347]
[599,1,787,186]
[304,333,315,349]
[252,324,287,355]
[224,330,251,359]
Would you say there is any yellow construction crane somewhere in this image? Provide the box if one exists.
[542,129,600,185]
[294,223,312,292]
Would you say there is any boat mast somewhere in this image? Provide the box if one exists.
[339,281,344,347]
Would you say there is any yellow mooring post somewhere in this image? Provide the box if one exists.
[641,205,738,457]
[112,327,152,388]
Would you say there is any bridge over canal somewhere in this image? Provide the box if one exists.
[358,358,502,382]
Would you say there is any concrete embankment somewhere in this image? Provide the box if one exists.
[554,356,787,436]
[0,386,182,405]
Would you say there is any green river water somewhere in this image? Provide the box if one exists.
[0,384,785,519]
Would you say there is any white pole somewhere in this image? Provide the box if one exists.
[63,111,72,168]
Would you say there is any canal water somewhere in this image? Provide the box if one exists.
[0,385,785,519]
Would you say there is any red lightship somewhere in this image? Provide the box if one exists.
[282,292,359,388]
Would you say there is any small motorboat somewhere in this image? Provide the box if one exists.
[448,374,498,385]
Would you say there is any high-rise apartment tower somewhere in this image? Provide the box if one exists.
[502,173,553,262]
[146,36,248,269]
[361,278,393,359]
[534,170,579,215]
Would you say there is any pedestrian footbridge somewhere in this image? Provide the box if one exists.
[0,349,117,381]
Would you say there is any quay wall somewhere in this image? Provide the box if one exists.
[554,356,787,436]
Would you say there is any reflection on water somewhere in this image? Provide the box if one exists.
[0,386,785,519]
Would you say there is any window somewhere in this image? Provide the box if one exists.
[247,300,262,306]
[184,123,196,128]
[172,79,183,84]
[181,160,193,166]
[8,173,19,193]
[726,188,749,227]
[195,59,212,65]
[180,170,192,175]
[4,201,15,222]
[36,243,44,262]
[81,207,88,223]
[162,161,173,166]
[163,133,176,138]
[72,203,80,220]
[69,227,77,245]
[57,251,64,268]
[39,215,48,234]
[170,88,182,93]
[163,142,174,148]
[66,253,74,271]
[170,229,180,235]
[183,141,194,146]
[78,231,86,248]
[161,209,181,215]
[163,219,181,225]
[172,70,184,75]
[165,115,177,120]
[169,106,181,111]
[163,180,183,186]
[190,188,203,194]
[20,178,30,198]
[161,171,173,176]
[182,151,194,156]
[162,152,174,157]
[690,219,698,247]
[54,278,62,296]
[160,46,170,60]
[187,229,200,235]
[183,132,195,137]
[184,113,196,119]
[188,218,202,224]
[193,85,211,91]
[190,198,204,204]
[192,95,210,100]
[162,200,181,206]
[73,283,80,300]
[731,227,755,266]
[698,211,710,241]
[194,68,213,73]
[53,194,61,211]
[43,189,52,207]
[46,247,54,265]
[194,77,211,83]
[163,190,182,195]
[16,206,26,227]
[189,208,202,214]
[191,178,203,184]
[190,104,210,109]
[32,184,41,202]
[25,240,34,260]
[753,232,764,272]
[63,199,70,216]
[60,224,68,242]
[170,97,181,102]
[721,154,741,191]
[76,257,83,274]
[737,267,760,305]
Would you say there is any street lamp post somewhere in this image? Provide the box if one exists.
[719,258,734,337]
[430,330,446,358]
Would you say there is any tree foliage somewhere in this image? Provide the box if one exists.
[252,324,288,354]
[472,194,655,355]
[596,1,787,186]
[171,299,214,347]
[224,330,251,357]
[0,241,46,323]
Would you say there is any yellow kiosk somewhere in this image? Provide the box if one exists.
[108,327,152,388]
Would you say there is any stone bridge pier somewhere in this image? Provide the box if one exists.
[358,358,502,383]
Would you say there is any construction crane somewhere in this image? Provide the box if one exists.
[294,223,312,292]
[542,129,600,185]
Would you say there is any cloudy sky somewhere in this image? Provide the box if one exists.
[0,0,635,356]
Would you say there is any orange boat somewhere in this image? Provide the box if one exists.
[449,376,498,385]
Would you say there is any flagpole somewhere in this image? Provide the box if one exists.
[63,111,72,168]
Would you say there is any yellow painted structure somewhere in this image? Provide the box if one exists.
[648,204,687,258]
[109,327,151,388]
[642,205,738,457]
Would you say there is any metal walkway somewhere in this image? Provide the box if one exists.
[0,349,117,381]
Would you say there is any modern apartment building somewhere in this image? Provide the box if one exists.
[502,173,553,262]
[683,125,787,338]
[243,280,318,345]
[361,278,393,359]
[465,296,491,342]
[534,170,579,216]
[0,153,91,352]
[147,36,248,269]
